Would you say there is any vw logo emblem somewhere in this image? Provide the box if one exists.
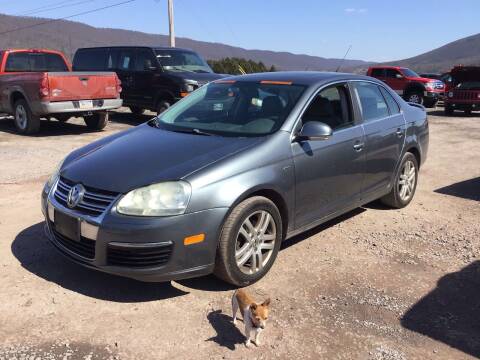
[67,184,85,209]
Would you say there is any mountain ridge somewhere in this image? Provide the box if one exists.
[0,13,368,71]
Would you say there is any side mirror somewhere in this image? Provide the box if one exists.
[296,121,333,141]
[395,73,404,79]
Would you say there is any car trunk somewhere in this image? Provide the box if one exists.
[46,72,119,102]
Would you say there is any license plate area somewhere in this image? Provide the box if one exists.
[79,100,93,109]
[54,210,80,241]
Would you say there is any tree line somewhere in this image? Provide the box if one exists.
[207,57,277,75]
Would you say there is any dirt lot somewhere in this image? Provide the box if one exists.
[0,108,479,360]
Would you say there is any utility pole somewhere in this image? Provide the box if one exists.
[168,0,175,47]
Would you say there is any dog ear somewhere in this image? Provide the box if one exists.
[250,303,257,311]
[262,298,271,307]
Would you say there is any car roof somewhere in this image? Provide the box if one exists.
[369,65,405,70]
[76,46,195,52]
[220,71,373,86]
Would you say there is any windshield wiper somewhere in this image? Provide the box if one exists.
[170,127,215,136]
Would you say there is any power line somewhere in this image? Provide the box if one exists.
[13,0,81,16]
[0,0,137,36]
[15,0,96,17]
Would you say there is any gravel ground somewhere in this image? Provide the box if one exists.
[0,108,479,359]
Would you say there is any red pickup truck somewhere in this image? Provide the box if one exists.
[0,49,122,134]
[445,66,480,115]
[367,66,445,107]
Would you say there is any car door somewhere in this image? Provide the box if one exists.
[291,82,366,229]
[114,48,136,104]
[352,81,406,200]
[132,48,158,108]
[384,69,405,96]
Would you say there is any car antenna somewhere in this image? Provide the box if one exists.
[335,45,352,72]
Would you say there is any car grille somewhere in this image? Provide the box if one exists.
[107,243,173,268]
[54,177,119,217]
[51,226,95,259]
[452,90,480,100]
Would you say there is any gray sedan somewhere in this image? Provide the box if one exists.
[41,72,429,286]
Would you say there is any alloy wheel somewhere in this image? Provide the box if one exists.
[235,210,276,275]
[15,104,27,130]
[398,160,416,202]
[408,94,421,104]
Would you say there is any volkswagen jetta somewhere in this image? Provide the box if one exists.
[41,72,429,286]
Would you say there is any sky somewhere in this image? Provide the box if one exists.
[0,0,479,62]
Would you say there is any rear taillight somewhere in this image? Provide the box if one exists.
[39,73,50,98]
[115,75,122,94]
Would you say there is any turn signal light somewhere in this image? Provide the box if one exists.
[184,233,205,246]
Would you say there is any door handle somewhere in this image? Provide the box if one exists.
[396,128,404,137]
[353,142,364,152]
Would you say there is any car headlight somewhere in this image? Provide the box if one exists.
[46,157,65,189]
[116,181,192,216]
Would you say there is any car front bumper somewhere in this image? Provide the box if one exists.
[34,98,123,115]
[41,184,228,282]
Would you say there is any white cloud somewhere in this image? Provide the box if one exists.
[344,8,368,14]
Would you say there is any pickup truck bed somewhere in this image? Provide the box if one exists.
[0,49,122,134]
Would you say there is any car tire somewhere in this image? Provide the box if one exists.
[405,91,424,105]
[214,196,283,286]
[445,104,454,116]
[380,152,419,209]
[13,99,40,135]
[156,100,171,115]
[129,106,145,115]
[84,112,108,130]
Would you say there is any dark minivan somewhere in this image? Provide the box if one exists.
[73,46,224,114]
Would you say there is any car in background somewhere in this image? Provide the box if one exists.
[73,46,225,115]
[0,49,122,134]
[367,66,445,107]
[445,66,480,115]
[42,71,428,286]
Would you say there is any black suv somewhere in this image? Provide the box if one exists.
[73,46,224,114]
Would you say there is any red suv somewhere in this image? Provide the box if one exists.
[445,66,480,115]
[367,66,445,107]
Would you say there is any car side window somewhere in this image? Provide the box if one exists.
[73,49,107,71]
[379,86,401,115]
[135,49,157,71]
[107,49,119,70]
[370,68,385,77]
[118,50,135,70]
[302,84,354,131]
[385,69,401,79]
[354,82,390,122]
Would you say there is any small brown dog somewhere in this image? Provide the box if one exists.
[232,289,271,347]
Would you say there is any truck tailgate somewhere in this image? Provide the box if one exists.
[47,71,119,101]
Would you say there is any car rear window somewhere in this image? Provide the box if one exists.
[5,52,68,72]
[73,49,108,71]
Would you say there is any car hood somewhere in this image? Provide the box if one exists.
[61,123,263,194]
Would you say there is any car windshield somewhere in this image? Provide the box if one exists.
[457,81,480,90]
[401,68,420,78]
[152,81,306,137]
[154,50,212,73]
